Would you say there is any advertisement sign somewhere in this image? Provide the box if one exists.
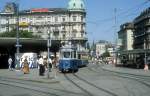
[31,8,49,13]
[19,22,29,27]
[15,53,37,68]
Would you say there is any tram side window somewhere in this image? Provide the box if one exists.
[74,51,76,58]
[64,52,70,58]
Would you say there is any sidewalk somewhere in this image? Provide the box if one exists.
[0,68,59,83]
[102,64,150,77]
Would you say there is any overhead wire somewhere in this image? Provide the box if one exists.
[87,0,150,39]
[117,0,150,17]
[87,0,150,42]
[87,0,150,26]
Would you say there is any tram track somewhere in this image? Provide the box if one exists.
[84,63,150,96]
[63,73,118,96]
[0,76,85,96]
[103,68,150,82]
[63,73,93,96]
[0,76,87,96]
[88,63,150,88]
[0,83,59,96]
[73,73,118,96]
[103,69,150,88]
[0,78,60,96]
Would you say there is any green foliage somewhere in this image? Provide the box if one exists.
[102,51,110,58]
[19,30,33,38]
[0,30,39,38]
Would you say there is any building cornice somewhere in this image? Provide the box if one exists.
[134,7,150,24]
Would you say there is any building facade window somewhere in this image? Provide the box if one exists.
[22,17,26,21]
[81,16,83,22]
[36,16,42,20]
[47,21,50,25]
[47,16,51,22]
[73,16,77,21]
[47,16,51,19]
[55,16,58,22]
[72,29,77,38]
[63,34,66,39]
[62,26,66,30]
[81,33,83,37]
[62,16,66,22]
[54,27,59,31]
[81,4,83,8]
[73,3,76,7]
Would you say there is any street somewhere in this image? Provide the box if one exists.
[0,63,150,96]
[0,0,150,96]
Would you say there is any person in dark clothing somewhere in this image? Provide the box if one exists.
[38,56,45,76]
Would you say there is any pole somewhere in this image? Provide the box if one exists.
[47,31,51,78]
[144,39,148,71]
[69,11,72,45]
[7,17,9,32]
[114,8,117,66]
[15,2,21,69]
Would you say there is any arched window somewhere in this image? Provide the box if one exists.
[72,29,77,38]
[73,3,76,7]
[81,4,83,8]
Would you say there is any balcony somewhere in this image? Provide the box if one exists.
[72,37,88,41]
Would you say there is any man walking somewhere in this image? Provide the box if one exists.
[8,56,13,71]
[38,56,45,76]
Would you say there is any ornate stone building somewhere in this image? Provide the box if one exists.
[133,7,150,50]
[117,7,150,68]
[118,22,134,51]
[0,0,87,53]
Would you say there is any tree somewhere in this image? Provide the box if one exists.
[0,30,39,38]
[102,51,110,58]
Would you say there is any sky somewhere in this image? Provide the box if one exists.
[0,0,150,44]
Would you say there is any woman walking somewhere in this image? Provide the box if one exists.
[22,58,30,74]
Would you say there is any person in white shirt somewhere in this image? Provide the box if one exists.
[8,57,13,71]
[38,56,44,76]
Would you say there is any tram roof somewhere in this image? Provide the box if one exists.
[60,44,77,51]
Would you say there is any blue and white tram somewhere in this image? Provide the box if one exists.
[59,45,78,73]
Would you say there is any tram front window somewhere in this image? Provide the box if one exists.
[64,52,70,58]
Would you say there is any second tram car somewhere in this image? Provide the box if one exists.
[118,49,150,68]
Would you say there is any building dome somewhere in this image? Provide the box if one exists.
[68,0,85,10]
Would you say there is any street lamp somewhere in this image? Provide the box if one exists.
[15,2,21,69]
[6,17,9,32]
[47,30,51,78]
[144,38,148,71]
